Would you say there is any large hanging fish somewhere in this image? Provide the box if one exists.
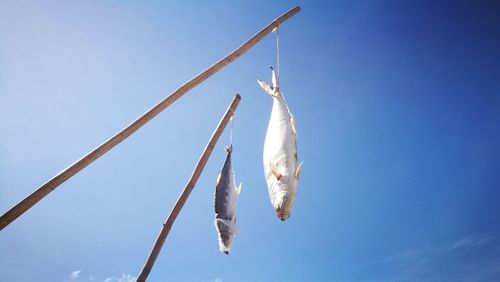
[257,67,303,221]
[214,144,242,255]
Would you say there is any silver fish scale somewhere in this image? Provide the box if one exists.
[214,149,234,222]
[213,146,240,254]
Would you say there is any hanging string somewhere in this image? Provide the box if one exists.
[229,114,234,146]
[276,25,280,87]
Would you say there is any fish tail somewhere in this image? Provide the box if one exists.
[257,79,274,97]
[257,66,279,97]
[270,66,278,89]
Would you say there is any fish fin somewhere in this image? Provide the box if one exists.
[216,172,222,186]
[236,183,242,195]
[295,161,304,181]
[290,115,297,135]
[225,144,233,153]
[270,163,283,181]
[257,79,275,97]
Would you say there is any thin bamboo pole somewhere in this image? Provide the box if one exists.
[0,6,300,231]
[137,94,241,282]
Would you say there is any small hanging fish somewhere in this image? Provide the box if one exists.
[214,144,242,255]
[257,66,303,221]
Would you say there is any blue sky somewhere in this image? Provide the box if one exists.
[1,1,499,281]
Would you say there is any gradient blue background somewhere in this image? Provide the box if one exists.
[1,1,499,281]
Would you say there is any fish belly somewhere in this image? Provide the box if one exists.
[214,159,238,253]
[263,99,298,203]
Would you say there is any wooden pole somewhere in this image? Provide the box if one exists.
[0,6,300,231]
[137,94,241,282]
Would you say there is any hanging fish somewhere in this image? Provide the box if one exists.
[257,66,303,221]
[214,144,242,255]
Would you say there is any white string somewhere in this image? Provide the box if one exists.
[229,115,234,146]
[276,26,280,87]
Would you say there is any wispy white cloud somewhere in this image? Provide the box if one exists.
[104,273,137,282]
[359,233,500,282]
[70,270,81,280]
[451,235,490,250]
[367,234,491,266]
[214,278,223,282]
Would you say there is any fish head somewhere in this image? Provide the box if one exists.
[218,229,235,254]
[276,194,292,221]
[271,184,295,221]
[215,218,238,255]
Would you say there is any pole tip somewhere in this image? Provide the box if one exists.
[235,93,241,100]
